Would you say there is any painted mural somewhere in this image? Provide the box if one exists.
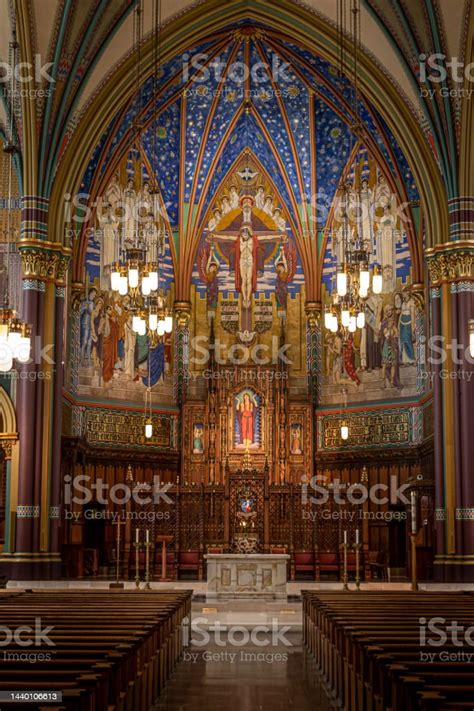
[191,158,305,376]
[78,167,175,404]
[320,159,425,406]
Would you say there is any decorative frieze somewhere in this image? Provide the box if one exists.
[426,242,474,285]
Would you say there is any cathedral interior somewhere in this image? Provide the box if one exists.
[0,0,473,709]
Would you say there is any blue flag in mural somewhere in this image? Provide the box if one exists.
[143,342,165,387]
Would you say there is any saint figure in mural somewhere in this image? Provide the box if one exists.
[79,288,97,365]
[102,305,120,383]
[193,424,204,454]
[290,424,302,455]
[399,291,416,364]
[360,292,383,371]
[274,237,297,312]
[197,240,220,314]
[235,390,259,448]
[381,304,401,388]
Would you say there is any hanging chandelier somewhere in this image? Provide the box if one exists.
[112,0,173,349]
[325,0,382,335]
[0,32,31,372]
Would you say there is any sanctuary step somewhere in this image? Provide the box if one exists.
[303,590,474,710]
[0,588,192,710]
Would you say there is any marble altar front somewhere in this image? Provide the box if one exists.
[205,554,289,599]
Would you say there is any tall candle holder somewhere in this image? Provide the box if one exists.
[341,538,349,591]
[353,542,362,591]
[110,517,124,589]
[133,538,142,589]
[410,532,419,591]
[144,531,152,590]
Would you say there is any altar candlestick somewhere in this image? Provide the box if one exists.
[136,528,140,543]
[356,528,360,545]
[146,529,150,543]
[411,491,417,534]
[343,530,347,545]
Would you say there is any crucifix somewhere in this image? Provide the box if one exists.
[209,198,285,333]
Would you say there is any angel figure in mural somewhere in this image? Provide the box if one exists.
[359,178,375,253]
[235,390,259,448]
[376,205,402,292]
[373,173,391,211]
[272,206,286,232]
[255,185,265,210]
[123,178,137,246]
[274,237,297,312]
[208,208,222,232]
[197,240,220,313]
[97,203,119,289]
[229,186,240,210]
[103,172,122,210]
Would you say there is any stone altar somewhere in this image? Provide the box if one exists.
[205,554,289,599]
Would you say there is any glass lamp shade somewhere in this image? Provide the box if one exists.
[128,268,139,289]
[164,315,173,333]
[356,311,365,329]
[7,330,21,350]
[149,313,158,331]
[157,320,166,336]
[336,271,347,297]
[329,315,338,333]
[149,271,158,291]
[340,425,349,440]
[15,337,31,363]
[138,319,146,336]
[141,276,151,296]
[341,309,350,328]
[359,286,368,298]
[348,316,357,333]
[132,315,141,332]
[0,343,13,372]
[145,421,153,438]
[324,310,332,330]
[118,276,128,295]
[111,270,121,291]
[359,269,370,294]
[372,273,383,294]
[0,324,8,343]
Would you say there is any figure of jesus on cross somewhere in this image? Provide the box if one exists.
[209,197,285,311]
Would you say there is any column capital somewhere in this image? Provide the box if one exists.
[174,300,192,328]
[0,435,17,460]
[18,240,71,284]
[305,301,321,329]
[425,241,474,286]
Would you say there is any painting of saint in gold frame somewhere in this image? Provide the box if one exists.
[233,388,262,450]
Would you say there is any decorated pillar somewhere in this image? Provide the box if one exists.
[305,301,321,405]
[427,241,474,581]
[173,301,191,406]
[0,197,71,578]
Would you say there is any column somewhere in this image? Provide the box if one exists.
[427,241,474,581]
[0,202,71,578]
